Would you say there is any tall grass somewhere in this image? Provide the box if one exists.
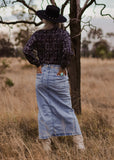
[0,57,114,160]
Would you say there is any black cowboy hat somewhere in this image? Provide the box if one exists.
[36,5,67,23]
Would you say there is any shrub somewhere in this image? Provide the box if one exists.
[2,60,9,68]
[5,78,14,87]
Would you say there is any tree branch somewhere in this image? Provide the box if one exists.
[0,0,43,26]
[2,0,7,6]
[28,0,32,6]
[61,0,70,15]
[12,0,36,13]
[76,0,81,18]
[94,0,114,20]
[72,23,96,38]
[0,20,42,26]
[79,0,95,18]
[65,22,70,29]
[79,0,114,20]
[0,16,3,21]
[79,0,89,16]
[46,0,50,5]
[70,17,97,38]
[65,16,93,29]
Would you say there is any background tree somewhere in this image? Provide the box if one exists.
[91,40,110,59]
[14,25,30,48]
[0,38,14,57]
[106,32,114,52]
[0,33,15,57]
[88,28,103,40]
[68,0,113,114]
[0,0,113,114]
[81,39,91,57]
[106,32,114,38]
[111,50,114,58]
[81,29,114,59]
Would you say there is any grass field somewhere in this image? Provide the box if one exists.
[0,57,114,160]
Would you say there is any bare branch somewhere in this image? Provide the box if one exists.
[28,0,32,6]
[2,0,7,6]
[72,23,96,38]
[65,16,93,29]
[79,0,95,18]
[46,0,50,5]
[50,0,56,6]
[76,0,81,18]
[0,20,42,26]
[0,16,3,21]
[71,18,93,27]
[80,0,89,16]
[65,23,70,29]
[83,0,90,8]
[12,0,36,13]
[79,0,114,20]
[0,0,43,26]
[70,17,97,38]
[61,0,70,15]
[94,0,114,20]
[41,0,44,9]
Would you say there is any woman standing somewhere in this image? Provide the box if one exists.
[23,5,85,153]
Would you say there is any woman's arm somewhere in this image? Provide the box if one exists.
[60,31,74,69]
[23,32,41,67]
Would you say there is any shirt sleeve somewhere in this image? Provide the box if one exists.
[60,31,74,69]
[23,31,41,67]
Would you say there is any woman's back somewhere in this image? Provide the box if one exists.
[23,27,74,69]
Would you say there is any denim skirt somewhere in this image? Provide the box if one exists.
[35,64,82,139]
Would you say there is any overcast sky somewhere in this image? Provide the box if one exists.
[0,0,114,47]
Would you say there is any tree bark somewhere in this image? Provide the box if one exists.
[68,0,81,114]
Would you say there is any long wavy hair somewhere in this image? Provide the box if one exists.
[39,19,64,30]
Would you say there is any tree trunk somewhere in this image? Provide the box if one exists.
[68,0,81,114]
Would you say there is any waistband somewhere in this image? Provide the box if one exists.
[41,64,61,69]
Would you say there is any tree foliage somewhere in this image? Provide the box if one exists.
[0,38,14,57]
[92,40,110,59]
[81,39,91,57]
[14,26,30,48]
[82,27,114,59]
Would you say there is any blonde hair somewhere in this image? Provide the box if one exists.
[39,19,65,30]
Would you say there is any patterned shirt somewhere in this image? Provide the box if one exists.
[23,27,74,69]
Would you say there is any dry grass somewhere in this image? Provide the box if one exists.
[0,57,114,160]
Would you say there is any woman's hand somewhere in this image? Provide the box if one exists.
[57,67,67,76]
[37,66,42,73]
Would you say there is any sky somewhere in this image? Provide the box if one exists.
[0,0,114,48]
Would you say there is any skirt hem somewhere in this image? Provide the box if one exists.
[39,133,82,139]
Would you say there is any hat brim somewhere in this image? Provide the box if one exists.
[36,10,67,23]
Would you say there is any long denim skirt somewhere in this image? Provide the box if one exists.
[35,64,82,139]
